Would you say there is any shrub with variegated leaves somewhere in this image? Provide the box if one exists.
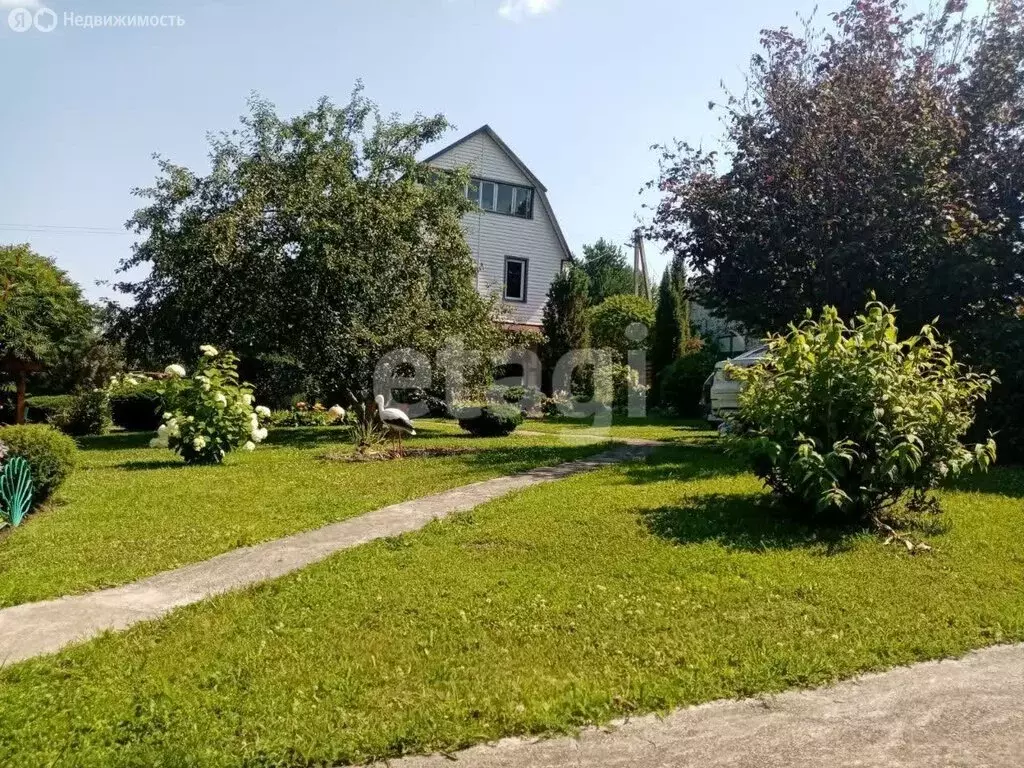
[727,300,997,525]
[149,346,270,465]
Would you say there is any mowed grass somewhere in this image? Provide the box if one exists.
[521,414,717,442]
[2,444,1023,766]
[0,422,612,607]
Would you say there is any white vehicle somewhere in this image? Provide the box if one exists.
[701,345,768,422]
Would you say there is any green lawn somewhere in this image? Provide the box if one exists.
[0,422,612,608]
[520,414,717,442]
[2,443,1023,766]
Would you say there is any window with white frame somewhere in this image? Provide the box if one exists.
[504,257,528,302]
[466,178,534,219]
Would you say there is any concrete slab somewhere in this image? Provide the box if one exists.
[0,444,652,666]
[392,643,1024,768]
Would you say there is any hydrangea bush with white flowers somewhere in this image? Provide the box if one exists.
[150,345,270,465]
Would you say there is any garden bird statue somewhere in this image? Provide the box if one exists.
[374,394,416,456]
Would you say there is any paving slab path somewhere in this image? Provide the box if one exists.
[0,443,653,666]
[392,642,1024,768]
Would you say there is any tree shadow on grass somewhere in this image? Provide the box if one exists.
[640,493,854,554]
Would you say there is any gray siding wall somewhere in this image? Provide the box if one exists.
[428,131,567,327]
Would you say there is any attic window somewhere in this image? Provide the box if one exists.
[466,177,534,219]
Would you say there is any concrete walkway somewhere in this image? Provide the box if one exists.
[0,444,652,666]
[392,642,1024,768]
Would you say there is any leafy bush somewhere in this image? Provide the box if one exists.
[458,403,524,437]
[0,424,77,504]
[728,301,996,525]
[489,385,543,412]
[148,346,271,465]
[108,376,164,432]
[541,392,577,419]
[52,390,112,436]
[604,363,649,413]
[588,295,656,357]
[24,395,74,425]
[269,402,345,428]
[659,340,719,417]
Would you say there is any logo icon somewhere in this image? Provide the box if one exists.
[7,7,33,32]
[34,7,56,32]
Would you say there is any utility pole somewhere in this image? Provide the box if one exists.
[633,229,651,301]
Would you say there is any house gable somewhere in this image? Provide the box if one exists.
[424,125,574,327]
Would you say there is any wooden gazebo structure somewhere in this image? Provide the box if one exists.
[1,353,44,425]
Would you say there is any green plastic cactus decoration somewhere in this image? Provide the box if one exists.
[0,457,33,528]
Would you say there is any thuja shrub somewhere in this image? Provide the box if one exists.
[728,300,996,525]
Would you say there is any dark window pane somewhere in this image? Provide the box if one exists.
[505,260,524,300]
[496,184,515,215]
[480,181,496,211]
[466,179,480,205]
[514,187,533,218]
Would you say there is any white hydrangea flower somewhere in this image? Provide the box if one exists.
[242,441,256,452]
[200,345,219,357]
[214,393,228,407]
[251,426,269,443]
[149,436,169,449]
[255,405,271,418]
[163,412,173,421]
[192,436,207,451]
[328,405,345,421]
[157,424,169,437]
[242,393,253,406]
[165,364,186,378]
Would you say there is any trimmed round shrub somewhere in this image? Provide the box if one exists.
[729,300,996,525]
[109,379,164,432]
[458,403,524,437]
[0,424,78,504]
[52,390,112,436]
[25,395,75,425]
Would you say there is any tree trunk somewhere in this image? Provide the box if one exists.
[15,370,26,425]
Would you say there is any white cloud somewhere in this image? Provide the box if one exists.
[0,0,41,8]
[498,0,559,22]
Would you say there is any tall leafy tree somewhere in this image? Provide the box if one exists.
[113,87,501,401]
[0,244,94,422]
[580,238,634,305]
[540,265,590,390]
[651,255,690,388]
[648,0,1024,338]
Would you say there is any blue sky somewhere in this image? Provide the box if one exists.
[0,0,927,301]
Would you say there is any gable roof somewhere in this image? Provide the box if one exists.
[422,124,575,263]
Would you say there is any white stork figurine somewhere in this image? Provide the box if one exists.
[375,394,416,455]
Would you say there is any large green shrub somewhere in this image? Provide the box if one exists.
[458,404,524,437]
[729,301,996,524]
[589,295,656,357]
[660,341,719,417]
[52,390,112,437]
[0,424,77,504]
[108,377,164,432]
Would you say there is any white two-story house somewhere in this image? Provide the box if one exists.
[423,125,574,331]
